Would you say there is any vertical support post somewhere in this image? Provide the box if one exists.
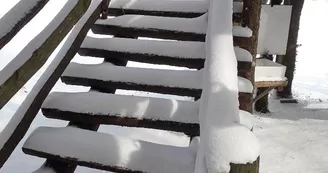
[229,0,262,172]
[100,0,109,19]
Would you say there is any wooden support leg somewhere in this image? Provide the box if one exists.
[254,87,274,113]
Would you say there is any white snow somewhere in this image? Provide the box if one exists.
[108,0,244,13]
[255,59,287,82]
[43,91,199,124]
[194,0,259,172]
[0,0,43,40]
[63,62,203,90]
[1,1,328,173]
[0,0,102,152]
[82,36,253,62]
[63,62,253,93]
[109,0,208,13]
[42,91,254,129]
[0,0,79,86]
[24,126,197,173]
[95,14,252,37]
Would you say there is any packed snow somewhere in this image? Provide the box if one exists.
[194,0,259,172]
[24,126,197,173]
[63,62,253,93]
[95,14,252,37]
[108,0,244,13]
[82,36,253,62]
[0,0,328,173]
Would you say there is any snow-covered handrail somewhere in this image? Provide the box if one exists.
[0,0,50,49]
[0,0,92,110]
[194,0,260,173]
[0,0,102,168]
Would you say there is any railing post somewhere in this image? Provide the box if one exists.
[100,0,109,19]
[229,0,262,172]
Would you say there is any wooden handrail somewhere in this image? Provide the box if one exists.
[0,0,50,49]
[0,0,100,167]
[0,0,91,110]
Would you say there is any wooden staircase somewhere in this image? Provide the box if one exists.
[0,0,262,172]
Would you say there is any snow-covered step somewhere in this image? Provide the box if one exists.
[80,36,252,69]
[41,91,255,135]
[92,14,252,41]
[107,0,243,18]
[23,126,197,173]
[61,63,253,97]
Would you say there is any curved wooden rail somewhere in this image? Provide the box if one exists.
[0,0,100,167]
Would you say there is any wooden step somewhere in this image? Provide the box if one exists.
[79,36,252,69]
[61,63,253,97]
[92,14,252,42]
[41,91,254,135]
[23,126,197,173]
[107,0,243,19]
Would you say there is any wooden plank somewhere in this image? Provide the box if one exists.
[91,24,249,43]
[255,80,288,88]
[0,0,94,110]
[0,0,49,49]
[0,0,101,167]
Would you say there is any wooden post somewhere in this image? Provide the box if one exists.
[100,0,109,19]
[230,0,262,172]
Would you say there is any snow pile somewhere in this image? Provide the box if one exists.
[195,0,260,172]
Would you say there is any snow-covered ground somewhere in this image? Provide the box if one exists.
[1,0,328,172]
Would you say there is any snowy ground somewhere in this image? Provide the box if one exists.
[1,0,328,173]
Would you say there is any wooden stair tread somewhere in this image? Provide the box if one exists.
[61,63,253,97]
[80,36,252,69]
[92,14,252,41]
[41,91,255,134]
[107,0,243,19]
[23,126,196,173]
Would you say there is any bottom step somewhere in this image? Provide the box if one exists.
[23,127,196,173]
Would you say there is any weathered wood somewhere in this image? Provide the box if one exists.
[92,24,249,44]
[79,48,252,71]
[0,0,93,110]
[0,0,98,168]
[107,8,242,22]
[42,108,200,136]
[255,80,288,88]
[277,0,305,98]
[230,157,260,173]
[61,75,202,98]
[0,0,49,49]
[23,147,151,173]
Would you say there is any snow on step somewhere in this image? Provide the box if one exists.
[108,0,244,13]
[81,36,252,62]
[23,127,196,173]
[43,91,199,123]
[95,15,252,37]
[63,62,202,90]
[42,91,254,129]
[63,63,253,93]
